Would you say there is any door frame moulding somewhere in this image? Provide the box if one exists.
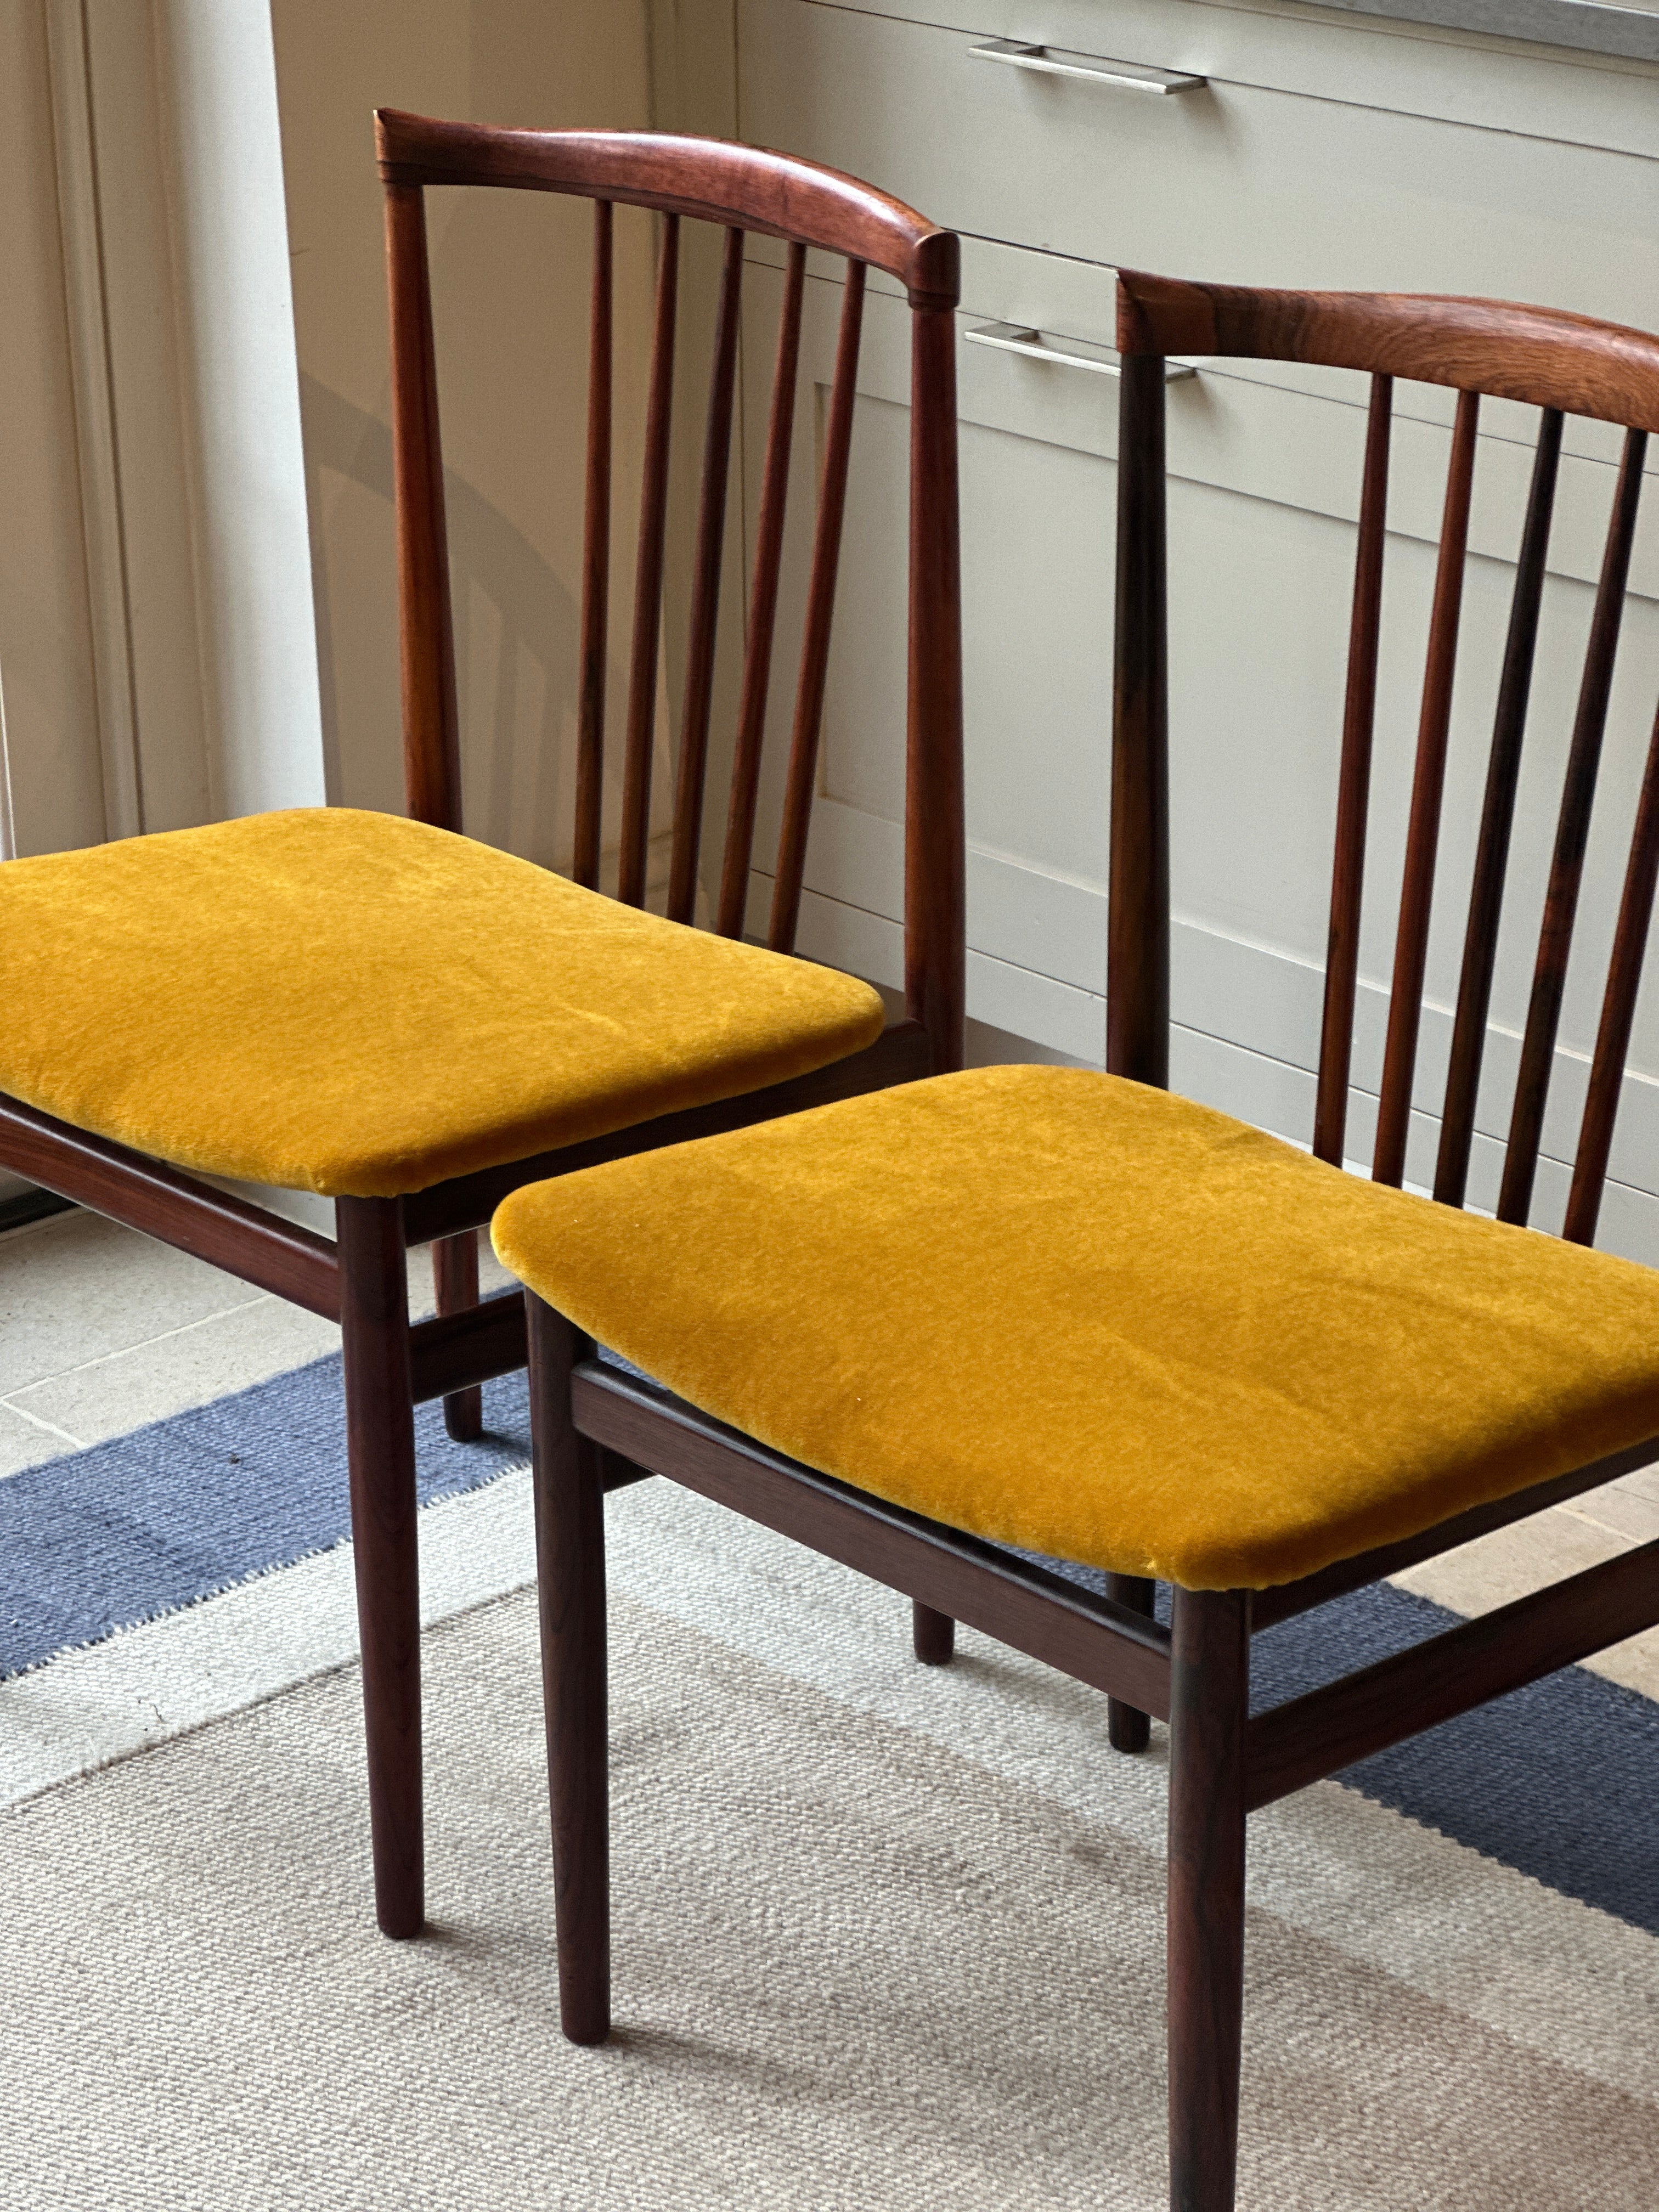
[43,0,143,843]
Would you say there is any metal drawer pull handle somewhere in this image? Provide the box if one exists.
[969,37,1205,95]
[964,323,1198,382]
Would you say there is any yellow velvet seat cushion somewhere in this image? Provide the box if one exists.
[0,809,884,1199]
[492,1065,1659,1590]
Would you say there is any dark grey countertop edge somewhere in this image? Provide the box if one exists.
[1309,0,1659,63]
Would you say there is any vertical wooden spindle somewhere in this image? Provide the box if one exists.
[1313,374,1393,1167]
[1373,388,1481,1188]
[902,297,965,1077]
[1501,428,1647,1225]
[385,182,462,833]
[710,242,805,940]
[667,227,745,926]
[1565,699,1659,1245]
[753,262,867,950]
[1108,352,1171,1091]
[573,199,613,893]
[618,213,680,909]
[1434,408,1564,1206]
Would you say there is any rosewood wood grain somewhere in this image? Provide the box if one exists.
[1167,1589,1249,2212]
[337,1197,425,1938]
[1500,428,1647,1227]
[904,302,966,1076]
[571,1363,1174,1717]
[1248,1532,1659,1810]
[1313,374,1392,1169]
[1116,269,1659,433]
[759,261,867,950]
[668,226,745,926]
[376,112,959,307]
[408,1288,528,1404]
[528,1297,612,2044]
[573,198,613,894]
[1435,407,1564,1207]
[384,182,462,834]
[402,1018,934,1245]
[432,1231,483,1440]
[0,1094,340,1319]
[1105,1573,1156,1752]
[1249,1433,1659,1629]
[1109,351,1171,1092]
[619,213,680,909]
[1373,387,1480,1189]
[1566,702,1659,1243]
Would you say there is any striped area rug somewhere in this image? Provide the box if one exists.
[3,1353,1656,2205]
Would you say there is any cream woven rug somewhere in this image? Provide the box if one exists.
[4,1475,1657,2209]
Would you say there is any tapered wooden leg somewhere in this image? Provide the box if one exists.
[434,1229,483,1441]
[1167,1588,1249,2211]
[528,1294,611,2045]
[1107,1574,1156,1751]
[337,1195,424,1938]
[913,1599,955,1664]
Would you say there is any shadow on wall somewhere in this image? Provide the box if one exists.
[297,370,577,866]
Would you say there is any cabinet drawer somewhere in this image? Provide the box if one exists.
[741,0,1659,328]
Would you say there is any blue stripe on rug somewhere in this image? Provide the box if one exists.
[0,1355,530,1674]
[3,1352,1655,1935]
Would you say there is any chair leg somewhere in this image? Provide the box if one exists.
[433,1229,484,1441]
[912,1600,955,1663]
[1107,1574,1156,1751]
[527,1293,611,2045]
[337,1195,425,1939]
[1166,1588,1249,2212]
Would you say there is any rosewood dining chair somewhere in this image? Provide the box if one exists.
[494,274,1659,2210]
[0,113,962,1941]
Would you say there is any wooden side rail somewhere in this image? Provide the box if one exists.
[408,1290,527,1403]
[403,1020,934,1245]
[1246,1532,1659,1809]
[1250,1433,1659,1630]
[407,1296,657,1504]
[573,1362,1174,1717]
[0,1092,341,1321]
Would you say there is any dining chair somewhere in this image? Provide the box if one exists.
[0,112,963,1941]
[493,273,1659,2209]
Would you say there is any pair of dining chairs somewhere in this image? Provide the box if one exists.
[5,106,1659,2212]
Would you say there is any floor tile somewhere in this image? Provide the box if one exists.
[7,1296,341,1446]
[0,1401,81,1479]
[1559,1480,1659,1546]
[1610,1459,1659,1509]
[0,1212,259,1395]
[1393,1505,1659,1701]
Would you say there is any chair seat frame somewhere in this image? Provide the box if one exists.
[0,111,963,1942]
[524,270,1659,2210]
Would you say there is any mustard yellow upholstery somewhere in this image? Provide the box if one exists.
[492,1065,1659,1590]
[0,809,884,1199]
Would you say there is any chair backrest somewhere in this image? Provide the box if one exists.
[1112,270,1659,1247]
[375,110,965,1071]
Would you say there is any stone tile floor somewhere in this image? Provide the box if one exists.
[1,1203,1655,1697]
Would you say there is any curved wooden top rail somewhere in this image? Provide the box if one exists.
[1117,270,1659,432]
[376,110,960,308]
